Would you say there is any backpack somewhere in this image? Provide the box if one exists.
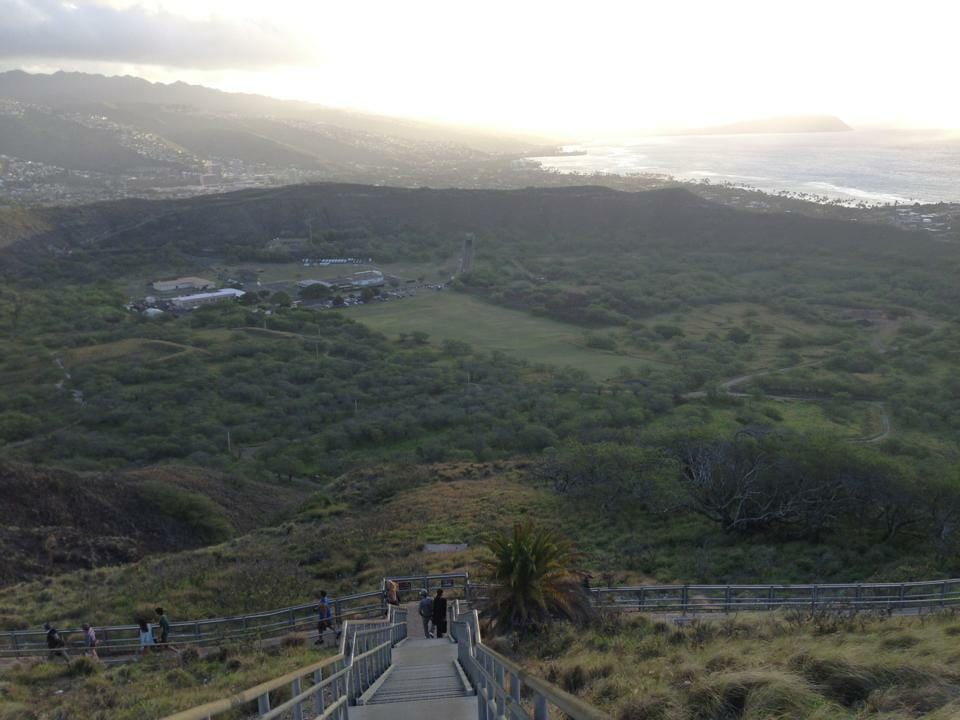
[419,597,434,618]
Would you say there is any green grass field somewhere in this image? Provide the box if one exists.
[347,291,656,380]
[633,302,838,368]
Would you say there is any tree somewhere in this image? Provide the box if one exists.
[271,291,292,307]
[482,521,591,634]
[678,436,825,534]
[300,284,330,300]
[726,327,751,344]
[0,411,40,442]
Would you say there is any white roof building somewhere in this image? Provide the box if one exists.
[172,288,245,309]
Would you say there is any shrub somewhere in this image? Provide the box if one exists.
[136,481,232,543]
[704,652,745,673]
[67,657,99,677]
[880,633,920,650]
[788,653,931,707]
[618,693,678,720]
[653,324,684,340]
[281,634,305,649]
[561,664,587,694]
[165,668,195,688]
[0,704,37,720]
[585,333,617,351]
[688,670,819,720]
[867,681,960,715]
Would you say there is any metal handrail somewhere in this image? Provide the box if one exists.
[448,600,609,720]
[161,605,408,720]
[2,574,464,659]
[10,573,959,659]
[590,578,960,614]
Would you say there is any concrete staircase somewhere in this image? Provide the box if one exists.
[351,637,476,720]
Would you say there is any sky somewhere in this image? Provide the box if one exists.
[1,0,958,138]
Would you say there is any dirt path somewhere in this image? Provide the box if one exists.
[684,359,893,444]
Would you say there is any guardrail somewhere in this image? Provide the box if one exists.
[162,606,407,720]
[448,600,609,720]
[2,573,465,660]
[10,573,960,661]
[591,578,960,614]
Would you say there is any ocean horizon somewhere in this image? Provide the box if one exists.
[532,129,960,205]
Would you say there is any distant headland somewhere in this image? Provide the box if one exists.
[679,114,854,136]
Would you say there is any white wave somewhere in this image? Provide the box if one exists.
[802,181,920,204]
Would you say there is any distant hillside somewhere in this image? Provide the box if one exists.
[0,70,558,205]
[0,462,313,584]
[0,70,540,153]
[0,182,933,282]
[687,114,853,135]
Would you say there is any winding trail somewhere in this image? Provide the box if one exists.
[684,359,893,444]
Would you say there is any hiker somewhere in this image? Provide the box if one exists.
[315,590,333,645]
[386,580,400,606]
[432,589,448,639]
[138,619,154,655]
[417,589,434,638]
[44,622,68,662]
[155,607,174,652]
[82,623,99,660]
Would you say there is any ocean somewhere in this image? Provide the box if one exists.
[532,130,960,205]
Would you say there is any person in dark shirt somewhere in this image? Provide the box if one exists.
[44,622,68,662]
[316,591,332,646]
[432,589,448,638]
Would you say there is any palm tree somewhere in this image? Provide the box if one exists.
[482,521,592,634]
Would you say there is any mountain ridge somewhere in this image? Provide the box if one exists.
[0,69,544,152]
[680,114,854,136]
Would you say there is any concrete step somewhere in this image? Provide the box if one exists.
[367,661,470,705]
[349,696,478,720]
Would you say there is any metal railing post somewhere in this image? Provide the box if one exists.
[257,692,270,715]
[811,585,819,610]
[681,585,689,614]
[898,583,906,609]
[942,581,949,607]
[495,660,505,717]
[314,669,325,715]
[724,586,731,613]
[290,678,303,720]
[510,671,521,704]
[534,693,548,720]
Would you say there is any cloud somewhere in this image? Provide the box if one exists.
[0,0,312,68]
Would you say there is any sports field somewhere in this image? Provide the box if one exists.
[347,291,653,380]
